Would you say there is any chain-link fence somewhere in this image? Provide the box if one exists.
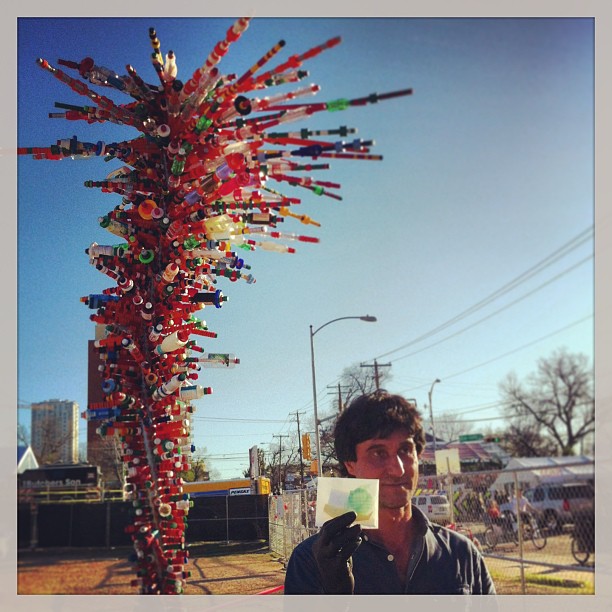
[433,461,595,594]
[268,462,595,594]
[269,489,317,563]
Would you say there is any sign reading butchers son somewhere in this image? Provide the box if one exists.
[18,465,100,489]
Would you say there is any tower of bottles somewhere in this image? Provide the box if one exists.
[19,18,412,593]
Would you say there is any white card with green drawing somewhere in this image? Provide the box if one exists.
[315,477,379,528]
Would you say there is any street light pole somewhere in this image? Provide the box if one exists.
[428,378,441,453]
[310,315,377,477]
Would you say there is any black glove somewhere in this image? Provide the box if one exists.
[312,510,363,594]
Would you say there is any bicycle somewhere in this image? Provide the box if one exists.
[571,514,594,566]
[483,512,546,551]
[521,513,547,550]
[483,513,518,550]
[571,532,591,565]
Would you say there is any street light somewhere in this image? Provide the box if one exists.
[428,378,441,453]
[258,443,268,477]
[309,315,377,477]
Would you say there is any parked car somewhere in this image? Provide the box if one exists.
[413,494,452,524]
[521,482,594,532]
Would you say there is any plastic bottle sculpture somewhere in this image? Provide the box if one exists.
[18,18,412,593]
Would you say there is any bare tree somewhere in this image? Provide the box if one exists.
[262,436,304,491]
[494,423,558,457]
[183,450,214,482]
[499,348,594,456]
[319,425,342,475]
[430,411,475,443]
[18,424,29,447]
[78,442,88,463]
[32,418,76,464]
[88,435,124,485]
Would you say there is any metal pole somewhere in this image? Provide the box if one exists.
[294,411,305,488]
[225,494,230,544]
[30,502,38,550]
[447,457,454,525]
[105,501,111,548]
[309,315,377,478]
[309,325,323,478]
[513,470,526,594]
[273,434,287,492]
[428,378,441,453]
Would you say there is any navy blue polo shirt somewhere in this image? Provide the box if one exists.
[284,506,496,595]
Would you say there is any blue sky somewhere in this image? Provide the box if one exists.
[17,17,594,479]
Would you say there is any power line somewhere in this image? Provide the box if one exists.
[191,432,279,437]
[390,256,591,364]
[433,414,508,424]
[204,457,250,461]
[374,226,592,360]
[252,234,593,441]
[313,234,592,400]
[441,313,593,381]
[421,400,503,417]
[395,313,592,397]
[191,416,288,423]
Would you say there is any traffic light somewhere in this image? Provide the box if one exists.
[301,434,311,460]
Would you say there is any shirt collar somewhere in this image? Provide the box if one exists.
[361,503,431,546]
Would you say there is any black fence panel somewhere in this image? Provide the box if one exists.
[18,505,32,549]
[108,502,135,547]
[18,495,270,549]
[37,504,73,547]
[186,495,269,541]
[70,504,109,547]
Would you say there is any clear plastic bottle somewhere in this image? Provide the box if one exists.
[191,353,240,368]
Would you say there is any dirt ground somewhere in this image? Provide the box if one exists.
[17,541,287,595]
[17,537,595,596]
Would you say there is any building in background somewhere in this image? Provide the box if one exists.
[31,399,79,464]
[86,325,123,488]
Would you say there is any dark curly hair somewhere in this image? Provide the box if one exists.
[333,390,426,476]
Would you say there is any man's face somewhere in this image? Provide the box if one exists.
[343,428,419,510]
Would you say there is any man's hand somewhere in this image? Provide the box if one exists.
[312,511,363,594]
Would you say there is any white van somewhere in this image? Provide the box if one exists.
[412,494,452,524]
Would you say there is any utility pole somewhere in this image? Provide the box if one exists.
[272,434,288,493]
[360,359,392,390]
[291,411,306,488]
[327,384,350,412]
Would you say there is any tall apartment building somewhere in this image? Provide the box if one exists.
[31,399,79,464]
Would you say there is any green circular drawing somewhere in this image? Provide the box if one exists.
[348,486,373,515]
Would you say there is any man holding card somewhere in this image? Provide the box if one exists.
[284,391,496,594]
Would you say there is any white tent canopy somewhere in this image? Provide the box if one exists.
[490,455,594,492]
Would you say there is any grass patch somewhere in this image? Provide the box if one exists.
[487,568,593,595]
[524,574,585,589]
